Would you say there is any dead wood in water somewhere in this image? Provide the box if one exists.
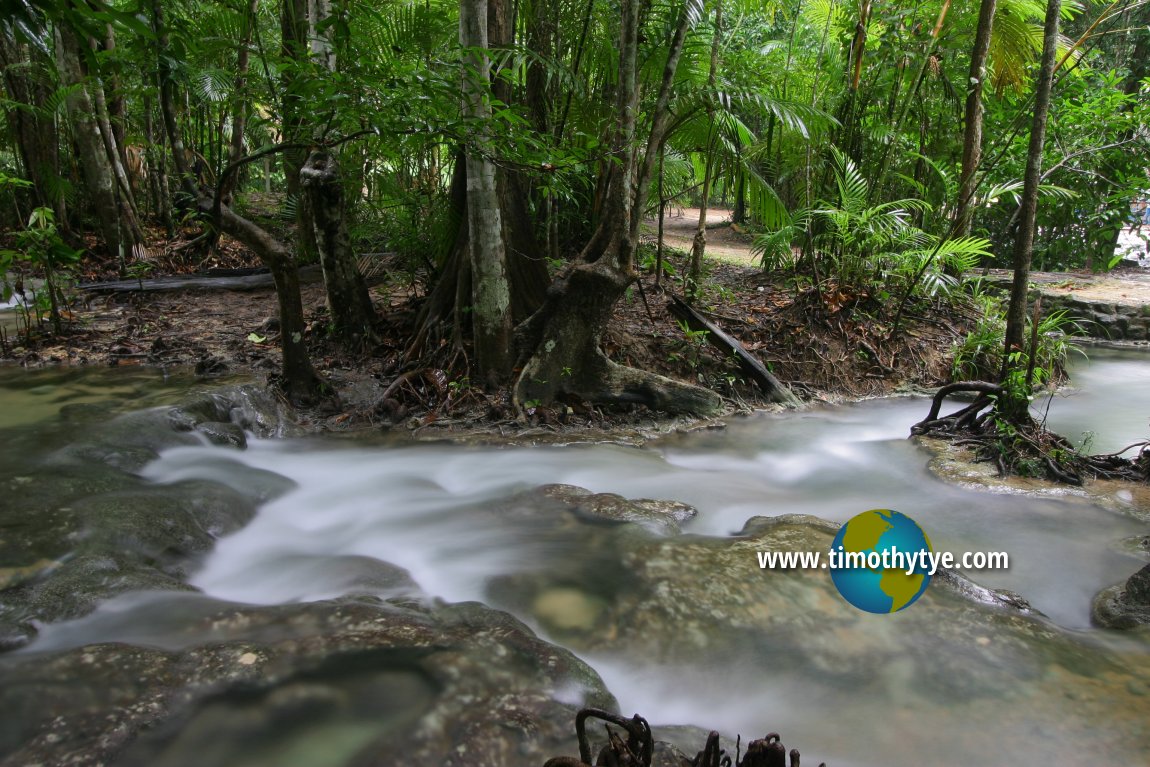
[543,708,825,767]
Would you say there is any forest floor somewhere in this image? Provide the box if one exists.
[0,210,998,434]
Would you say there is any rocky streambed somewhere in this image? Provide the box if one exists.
[1,363,1149,767]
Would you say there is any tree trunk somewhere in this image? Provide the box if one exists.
[0,37,68,229]
[488,0,549,318]
[833,0,872,161]
[656,144,667,287]
[1001,0,1061,391]
[954,0,997,238]
[514,0,721,415]
[54,23,129,260]
[687,0,722,298]
[153,0,324,406]
[143,98,175,234]
[732,161,746,225]
[281,0,319,263]
[221,0,258,204]
[301,149,376,345]
[100,24,130,180]
[515,262,720,414]
[308,0,336,71]
[88,57,146,251]
[212,202,325,404]
[460,0,513,383]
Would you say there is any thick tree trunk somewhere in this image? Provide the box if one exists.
[308,0,336,70]
[514,0,721,415]
[1002,0,1061,387]
[524,0,553,136]
[0,38,68,229]
[487,0,549,315]
[515,262,721,414]
[301,150,376,345]
[54,23,127,259]
[954,0,997,238]
[460,0,513,383]
[88,60,146,250]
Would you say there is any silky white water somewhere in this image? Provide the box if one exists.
[138,381,1146,629]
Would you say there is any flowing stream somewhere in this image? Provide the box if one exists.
[3,349,1150,766]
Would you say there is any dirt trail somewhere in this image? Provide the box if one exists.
[642,207,759,267]
[644,209,1150,309]
[983,268,1150,309]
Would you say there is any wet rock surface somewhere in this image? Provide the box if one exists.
[491,505,1150,712]
[0,385,296,647]
[0,597,615,767]
[499,509,1150,764]
[1093,563,1150,629]
[551,514,1087,696]
[918,436,1150,633]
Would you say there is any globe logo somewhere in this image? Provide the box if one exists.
[830,509,933,613]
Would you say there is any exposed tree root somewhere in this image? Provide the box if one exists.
[515,260,722,416]
[912,381,1150,485]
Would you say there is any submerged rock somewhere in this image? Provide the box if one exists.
[484,484,699,642]
[0,597,616,767]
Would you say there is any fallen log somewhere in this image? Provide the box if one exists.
[78,265,325,293]
[668,295,801,407]
[79,259,395,294]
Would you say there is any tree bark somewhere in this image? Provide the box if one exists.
[220,0,258,204]
[301,149,376,345]
[1001,0,1060,387]
[0,36,68,229]
[308,0,336,71]
[87,53,146,248]
[460,0,513,383]
[143,97,175,234]
[281,0,319,263]
[954,0,997,238]
[54,22,129,260]
[211,202,325,405]
[514,0,721,415]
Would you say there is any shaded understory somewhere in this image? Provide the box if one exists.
[1,232,972,433]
